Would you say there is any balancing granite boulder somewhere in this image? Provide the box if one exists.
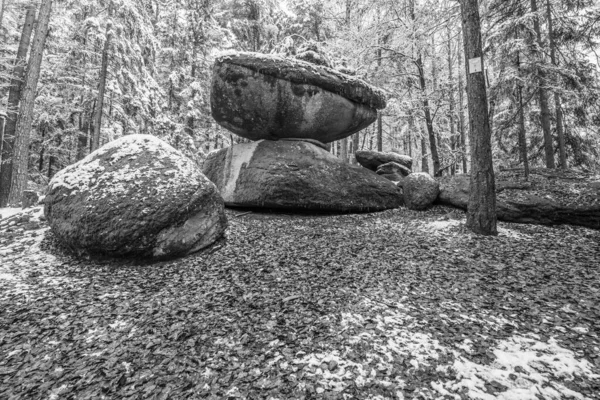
[44,135,227,259]
[202,140,402,212]
[210,51,387,143]
[355,150,413,171]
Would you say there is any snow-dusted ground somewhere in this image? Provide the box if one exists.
[2,206,599,399]
[295,297,599,400]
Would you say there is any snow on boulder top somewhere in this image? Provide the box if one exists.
[214,51,387,110]
[48,134,202,200]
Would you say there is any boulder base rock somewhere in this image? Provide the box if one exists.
[437,174,600,229]
[202,140,401,212]
[403,172,440,210]
[376,162,411,182]
[356,150,413,171]
[44,134,227,259]
[211,60,377,143]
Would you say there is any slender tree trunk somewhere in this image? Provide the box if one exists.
[0,0,12,52]
[461,0,497,235]
[546,0,566,168]
[447,24,457,175]
[458,32,467,173]
[7,0,53,206]
[38,122,46,171]
[517,86,530,179]
[530,0,555,168]
[92,19,113,151]
[377,113,383,152]
[416,55,440,176]
[516,47,530,179]
[0,3,36,207]
[341,137,347,162]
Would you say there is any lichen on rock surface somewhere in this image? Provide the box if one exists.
[44,134,227,259]
[214,51,387,109]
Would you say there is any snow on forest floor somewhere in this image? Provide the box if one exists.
[1,205,599,399]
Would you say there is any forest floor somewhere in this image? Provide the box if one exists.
[1,200,600,399]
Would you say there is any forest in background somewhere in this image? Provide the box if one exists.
[0,0,599,203]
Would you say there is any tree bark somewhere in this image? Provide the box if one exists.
[546,0,566,168]
[416,54,440,176]
[0,3,36,207]
[530,0,555,168]
[447,24,457,175]
[7,0,53,206]
[460,0,497,235]
[341,137,348,163]
[516,48,530,179]
[377,112,383,152]
[458,32,467,174]
[92,19,113,151]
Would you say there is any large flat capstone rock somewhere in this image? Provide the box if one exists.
[437,174,600,229]
[202,140,402,212]
[44,134,227,259]
[211,52,384,143]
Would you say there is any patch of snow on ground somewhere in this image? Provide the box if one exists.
[421,219,462,232]
[447,335,599,400]
[0,207,24,220]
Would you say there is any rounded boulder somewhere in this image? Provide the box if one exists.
[44,135,227,259]
[403,172,440,210]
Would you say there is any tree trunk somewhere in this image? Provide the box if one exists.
[377,113,383,152]
[546,0,566,168]
[0,0,11,46]
[352,132,359,164]
[340,137,347,163]
[447,24,457,175]
[458,32,467,174]
[530,0,555,168]
[92,19,112,151]
[0,3,36,207]
[38,122,46,172]
[7,0,52,206]
[416,54,440,176]
[461,0,497,235]
[517,86,530,179]
[516,50,530,179]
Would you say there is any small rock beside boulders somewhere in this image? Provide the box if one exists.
[376,162,412,183]
[44,134,228,259]
[22,190,40,208]
[403,172,440,210]
[355,150,413,171]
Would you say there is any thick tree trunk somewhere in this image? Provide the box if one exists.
[531,0,555,168]
[92,21,112,151]
[7,0,53,206]
[0,3,36,207]
[461,0,497,235]
[416,55,440,176]
[546,0,566,168]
